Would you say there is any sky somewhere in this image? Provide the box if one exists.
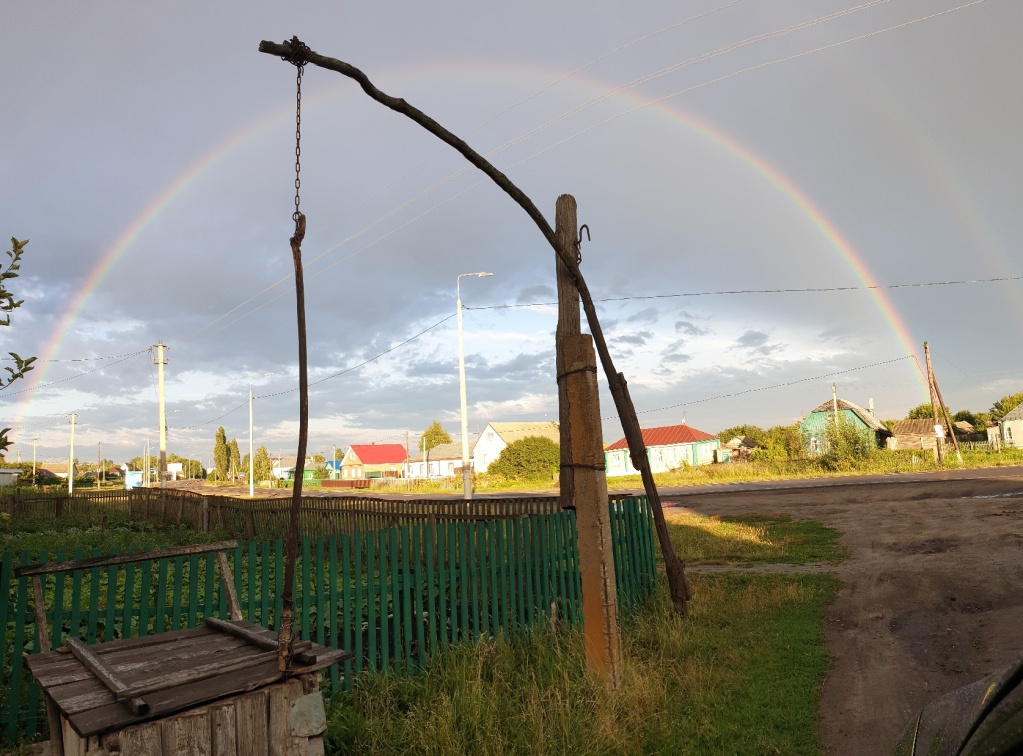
[1,0,1021,466]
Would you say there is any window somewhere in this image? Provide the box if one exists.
[1007,426,1013,441]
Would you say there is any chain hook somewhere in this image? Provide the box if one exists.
[281,37,310,231]
[575,224,590,264]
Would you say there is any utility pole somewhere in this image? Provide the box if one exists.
[96,441,101,490]
[32,439,36,488]
[925,342,963,465]
[831,383,839,419]
[555,194,621,686]
[924,342,945,464]
[151,342,169,488]
[68,413,77,495]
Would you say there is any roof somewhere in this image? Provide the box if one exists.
[954,420,975,433]
[606,424,716,451]
[419,442,463,461]
[1003,402,1023,422]
[485,422,561,446]
[725,436,758,450]
[891,419,945,437]
[348,444,407,465]
[808,398,891,434]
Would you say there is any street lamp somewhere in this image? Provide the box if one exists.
[457,271,493,500]
[249,372,274,497]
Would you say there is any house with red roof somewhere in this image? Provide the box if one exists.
[339,443,408,480]
[604,423,720,476]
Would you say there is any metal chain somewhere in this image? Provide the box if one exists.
[293,61,304,226]
[280,36,310,229]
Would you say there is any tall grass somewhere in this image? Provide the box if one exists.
[325,573,837,755]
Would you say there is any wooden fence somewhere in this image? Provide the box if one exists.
[0,497,657,747]
[0,488,598,539]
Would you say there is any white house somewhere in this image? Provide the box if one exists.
[999,402,1023,448]
[406,442,463,479]
[472,421,560,473]
[604,424,720,477]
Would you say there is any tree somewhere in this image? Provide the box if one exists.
[254,446,272,483]
[213,427,228,481]
[759,424,804,461]
[312,453,325,465]
[991,391,1023,423]
[0,238,37,458]
[488,436,560,480]
[228,439,241,479]
[419,420,453,452]
[906,404,935,420]
[819,415,876,468]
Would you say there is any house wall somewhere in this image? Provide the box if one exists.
[1001,418,1023,447]
[604,439,720,477]
[407,457,460,479]
[472,425,508,473]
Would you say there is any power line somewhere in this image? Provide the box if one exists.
[467,274,1023,310]
[0,351,148,399]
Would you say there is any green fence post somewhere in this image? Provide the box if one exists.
[316,537,327,648]
[341,533,353,691]
[260,540,271,628]
[354,530,365,677]
[104,552,120,640]
[378,529,389,672]
[412,524,426,669]
[400,526,413,674]
[328,535,339,694]
[301,538,312,641]
[7,564,29,744]
[138,554,152,637]
[426,521,439,655]
[86,549,103,644]
[457,523,469,642]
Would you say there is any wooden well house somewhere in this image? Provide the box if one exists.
[16,541,351,755]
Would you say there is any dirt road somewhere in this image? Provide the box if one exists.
[664,472,1023,755]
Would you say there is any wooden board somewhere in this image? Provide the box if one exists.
[24,622,350,738]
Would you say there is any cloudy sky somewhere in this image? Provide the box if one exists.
[2,0,1020,465]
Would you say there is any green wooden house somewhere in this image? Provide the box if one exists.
[799,397,892,455]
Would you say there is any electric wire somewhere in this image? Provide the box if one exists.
[0,351,148,399]
[466,274,1023,310]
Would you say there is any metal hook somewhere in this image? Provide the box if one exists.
[575,224,590,264]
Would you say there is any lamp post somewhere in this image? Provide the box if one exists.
[249,372,274,497]
[457,271,493,500]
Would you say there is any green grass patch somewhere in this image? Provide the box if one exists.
[0,510,228,554]
[325,572,838,756]
[664,512,848,566]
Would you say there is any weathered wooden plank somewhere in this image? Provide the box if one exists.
[203,618,315,662]
[14,541,239,577]
[64,637,150,716]
[234,688,268,756]
[117,649,276,700]
[61,717,88,756]
[268,679,303,756]
[210,703,237,756]
[161,709,212,755]
[67,659,281,737]
[117,721,163,756]
[215,552,243,622]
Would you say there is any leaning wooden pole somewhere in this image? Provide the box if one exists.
[258,38,690,614]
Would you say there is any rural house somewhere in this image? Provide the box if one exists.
[473,421,560,473]
[800,397,892,454]
[340,443,407,479]
[406,442,463,479]
[604,423,720,476]
[887,419,949,451]
[999,402,1023,448]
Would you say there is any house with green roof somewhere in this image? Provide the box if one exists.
[799,397,892,455]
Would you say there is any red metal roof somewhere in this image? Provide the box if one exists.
[349,444,407,465]
[605,424,716,451]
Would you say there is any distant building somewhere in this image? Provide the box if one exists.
[999,402,1023,448]
[0,469,22,487]
[473,422,560,473]
[340,444,407,480]
[407,442,463,479]
[888,419,948,451]
[605,424,720,476]
[799,398,891,455]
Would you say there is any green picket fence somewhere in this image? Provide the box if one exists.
[0,498,657,746]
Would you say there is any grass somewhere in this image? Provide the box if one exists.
[0,510,228,555]
[664,512,848,566]
[324,513,847,755]
[325,573,838,755]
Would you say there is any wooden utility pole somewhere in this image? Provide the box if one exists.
[151,342,169,487]
[923,342,945,464]
[925,342,963,465]
[555,195,621,685]
[68,413,77,495]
